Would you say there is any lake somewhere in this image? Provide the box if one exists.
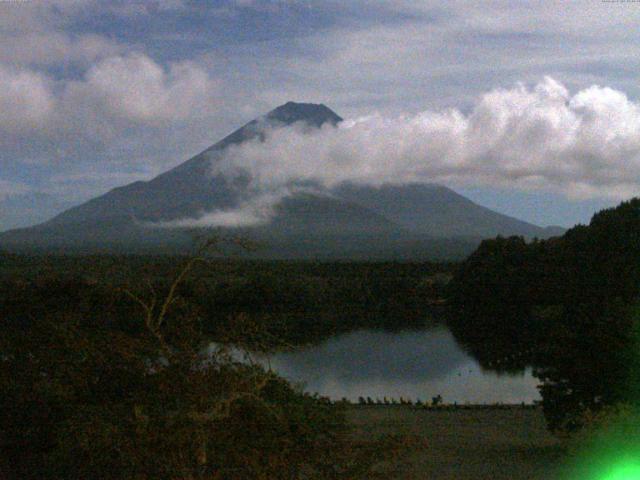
[258,327,540,404]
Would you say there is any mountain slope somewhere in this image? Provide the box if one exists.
[334,183,559,238]
[45,102,343,227]
[0,101,562,258]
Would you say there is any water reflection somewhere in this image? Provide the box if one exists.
[260,327,540,404]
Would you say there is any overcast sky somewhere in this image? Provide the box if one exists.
[2,0,640,231]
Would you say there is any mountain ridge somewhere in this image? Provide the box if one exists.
[0,101,564,259]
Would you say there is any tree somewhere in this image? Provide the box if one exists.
[1,239,416,479]
[447,198,640,432]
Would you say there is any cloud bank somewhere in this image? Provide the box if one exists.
[214,77,640,202]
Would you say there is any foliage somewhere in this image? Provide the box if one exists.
[447,198,640,432]
[447,236,548,371]
[0,255,452,347]
[0,241,420,479]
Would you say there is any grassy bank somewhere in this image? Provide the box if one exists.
[347,405,564,479]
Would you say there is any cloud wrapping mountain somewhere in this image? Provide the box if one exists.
[0,100,565,257]
[214,77,640,211]
[154,191,286,228]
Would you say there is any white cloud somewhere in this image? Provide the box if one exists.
[66,53,220,125]
[4,0,640,230]
[213,77,640,201]
[0,66,54,136]
[0,52,224,171]
[151,191,285,228]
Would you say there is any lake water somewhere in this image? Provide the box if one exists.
[258,327,540,404]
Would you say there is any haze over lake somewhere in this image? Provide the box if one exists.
[259,327,540,404]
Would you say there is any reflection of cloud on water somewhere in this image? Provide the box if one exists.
[261,328,541,403]
[266,328,469,383]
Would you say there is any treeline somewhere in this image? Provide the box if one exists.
[0,255,453,347]
[448,198,640,432]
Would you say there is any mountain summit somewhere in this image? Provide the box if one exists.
[0,102,562,258]
[26,102,343,229]
[265,101,343,127]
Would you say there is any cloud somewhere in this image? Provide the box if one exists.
[0,53,220,139]
[236,0,640,119]
[213,77,640,201]
[150,191,286,228]
[0,52,223,164]
[65,53,220,125]
[0,180,31,200]
[3,0,640,230]
[0,32,123,68]
[0,0,126,70]
[0,66,55,136]
[0,48,228,231]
